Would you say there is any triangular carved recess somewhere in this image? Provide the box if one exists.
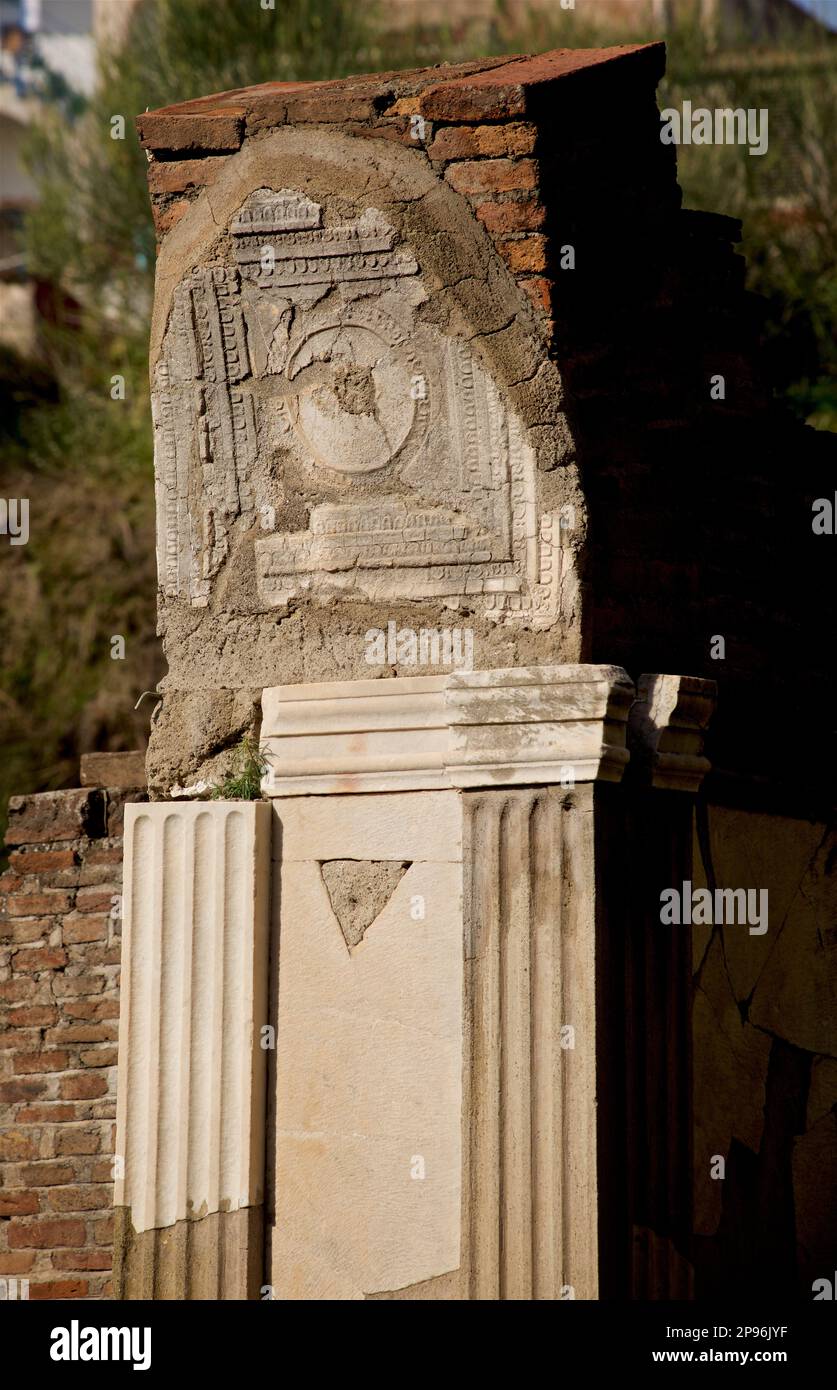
[320,860,410,953]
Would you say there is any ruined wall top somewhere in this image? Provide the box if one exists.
[137,43,664,137]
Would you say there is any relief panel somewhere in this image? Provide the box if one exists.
[153,188,563,627]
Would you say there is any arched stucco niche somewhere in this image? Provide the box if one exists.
[146,128,587,790]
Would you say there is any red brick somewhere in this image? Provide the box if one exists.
[91,1214,114,1245]
[498,234,549,274]
[91,1159,115,1181]
[445,157,537,197]
[283,91,380,123]
[0,977,35,1001]
[80,1046,118,1068]
[475,197,546,234]
[0,919,50,946]
[62,918,108,944]
[337,117,420,147]
[14,1050,70,1074]
[4,789,105,846]
[56,1129,100,1156]
[59,1074,108,1100]
[75,887,117,914]
[52,973,105,997]
[520,275,554,316]
[0,1191,39,1216]
[153,198,191,238]
[5,891,74,917]
[47,1185,110,1212]
[63,999,120,1021]
[0,872,24,892]
[84,847,123,867]
[30,1279,89,1299]
[8,1218,86,1248]
[71,945,120,968]
[428,122,536,161]
[0,1080,46,1107]
[419,46,664,122]
[146,156,226,195]
[75,862,118,887]
[12,947,67,973]
[52,1249,111,1272]
[46,1023,117,1045]
[0,1251,35,1274]
[0,1025,40,1050]
[22,1163,75,1186]
[9,849,77,873]
[137,108,244,152]
[16,1104,77,1123]
[6,1005,59,1028]
[420,82,526,125]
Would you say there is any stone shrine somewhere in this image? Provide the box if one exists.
[106,46,836,1300]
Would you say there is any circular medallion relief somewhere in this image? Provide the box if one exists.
[286,311,430,474]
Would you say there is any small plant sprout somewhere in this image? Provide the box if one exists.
[212,734,270,800]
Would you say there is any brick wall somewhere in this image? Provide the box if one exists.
[0,781,141,1300]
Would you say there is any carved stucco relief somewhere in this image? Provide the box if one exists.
[153,187,563,628]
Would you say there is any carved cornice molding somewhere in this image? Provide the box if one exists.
[627,672,718,793]
[261,664,635,796]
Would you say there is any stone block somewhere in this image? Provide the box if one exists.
[272,838,463,1298]
[274,790,462,863]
